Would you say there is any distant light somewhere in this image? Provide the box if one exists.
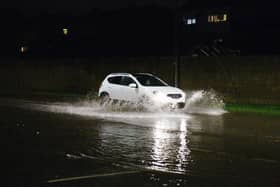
[186,18,196,25]
[223,14,227,21]
[63,28,69,35]
[192,18,196,24]
[20,46,28,53]
[208,14,228,23]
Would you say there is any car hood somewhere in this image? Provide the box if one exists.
[144,86,184,94]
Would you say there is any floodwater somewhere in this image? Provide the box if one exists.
[1,92,280,186]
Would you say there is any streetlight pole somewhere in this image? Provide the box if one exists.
[173,0,180,87]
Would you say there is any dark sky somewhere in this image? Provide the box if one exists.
[3,0,276,13]
[2,0,177,14]
[2,0,278,18]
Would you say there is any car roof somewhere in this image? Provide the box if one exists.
[108,73,131,76]
[132,73,154,76]
[108,73,154,77]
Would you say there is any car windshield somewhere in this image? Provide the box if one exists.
[133,74,168,86]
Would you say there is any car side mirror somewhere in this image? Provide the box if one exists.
[128,83,137,88]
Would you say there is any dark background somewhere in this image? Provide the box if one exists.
[1,0,280,57]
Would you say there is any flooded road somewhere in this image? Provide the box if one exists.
[1,97,280,186]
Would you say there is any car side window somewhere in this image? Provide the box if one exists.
[120,76,136,86]
[107,76,122,84]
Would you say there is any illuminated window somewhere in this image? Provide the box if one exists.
[183,17,197,25]
[20,46,28,53]
[192,18,196,24]
[62,28,69,35]
[208,14,228,23]
[223,14,227,21]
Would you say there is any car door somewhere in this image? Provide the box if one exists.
[118,76,139,102]
[107,76,122,100]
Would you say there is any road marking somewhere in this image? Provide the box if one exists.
[46,170,140,183]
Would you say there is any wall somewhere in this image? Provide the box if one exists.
[180,56,280,104]
[0,56,280,104]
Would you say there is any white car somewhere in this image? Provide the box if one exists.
[98,73,186,109]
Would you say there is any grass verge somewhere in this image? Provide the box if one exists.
[226,103,280,116]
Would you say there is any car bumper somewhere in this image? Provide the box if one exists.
[151,97,186,109]
[166,102,185,109]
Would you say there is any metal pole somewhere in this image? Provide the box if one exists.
[173,0,180,87]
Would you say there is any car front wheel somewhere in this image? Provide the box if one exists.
[99,93,110,105]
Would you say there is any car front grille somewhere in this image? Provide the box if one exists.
[167,94,182,99]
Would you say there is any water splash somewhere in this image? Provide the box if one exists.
[183,89,226,115]
[95,89,226,115]
[23,89,226,124]
[83,89,226,115]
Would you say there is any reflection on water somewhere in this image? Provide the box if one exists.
[11,98,226,174]
[95,114,225,174]
[178,119,190,172]
[151,119,191,173]
[151,119,174,170]
[96,115,196,173]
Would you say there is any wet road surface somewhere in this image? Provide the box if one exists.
[1,98,280,186]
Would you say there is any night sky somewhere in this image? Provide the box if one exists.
[2,0,176,14]
[2,0,280,16]
[1,0,280,56]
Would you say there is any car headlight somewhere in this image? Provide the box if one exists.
[151,91,169,103]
